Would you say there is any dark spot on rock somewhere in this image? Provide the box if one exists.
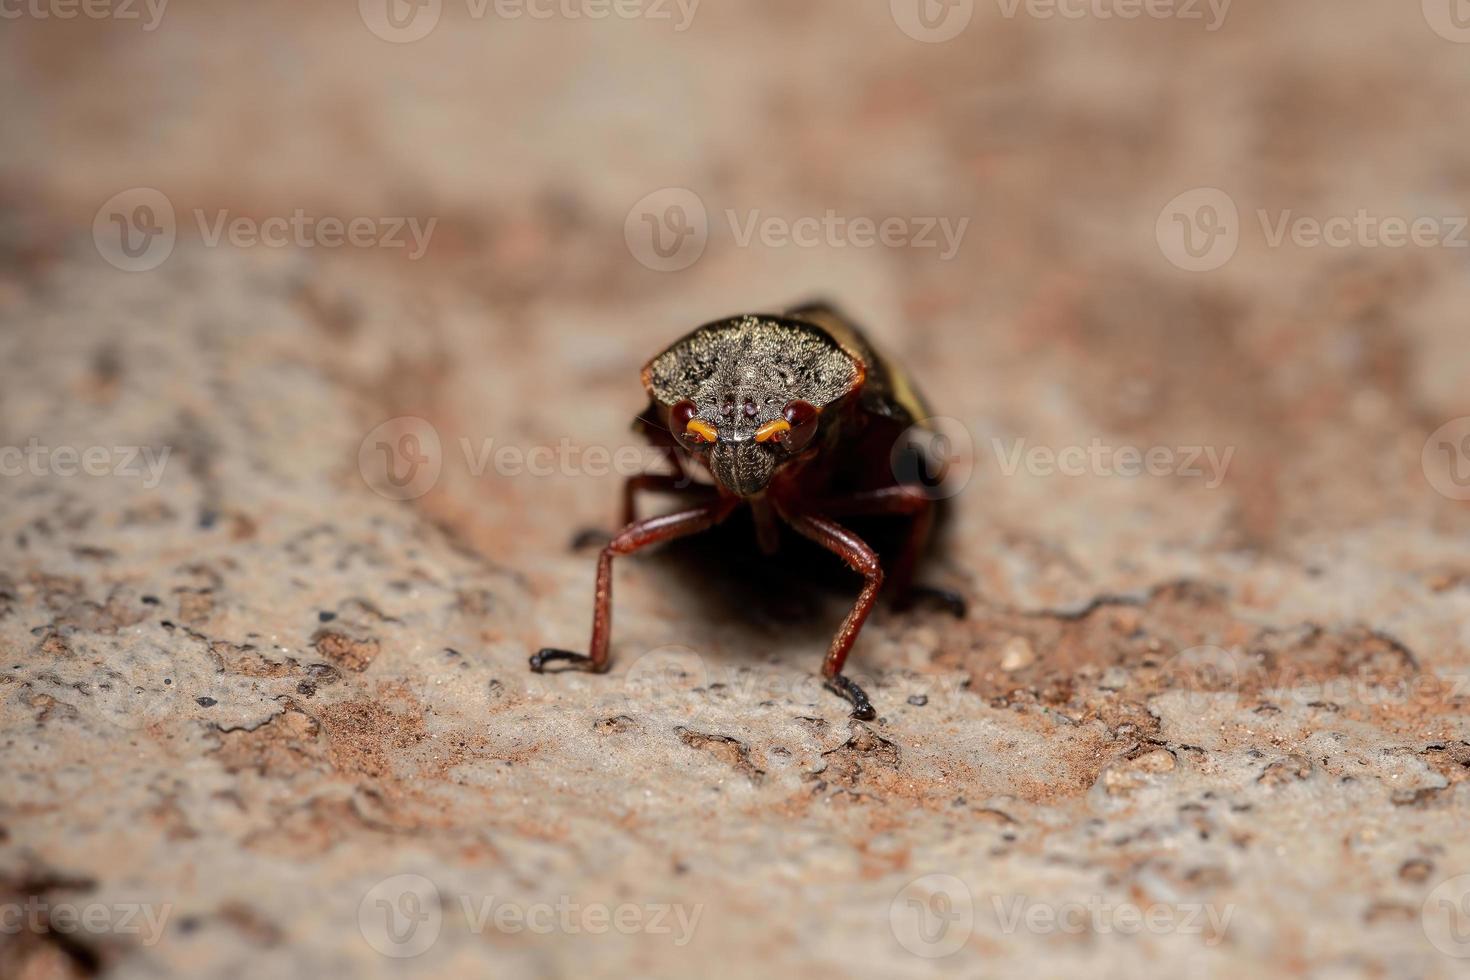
[676,727,765,783]
[142,595,160,605]
[317,611,336,622]
[311,629,381,672]
[164,678,172,685]
[196,696,217,707]
[304,663,343,686]
[1399,858,1434,883]
[907,694,928,706]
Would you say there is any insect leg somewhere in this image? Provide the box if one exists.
[533,498,739,674]
[621,472,717,527]
[779,511,883,720]
[814,487,965,618]
[571,448,706,549]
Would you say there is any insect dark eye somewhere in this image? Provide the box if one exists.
[755,399,820,450]
[782,400,819,452]
[670,399,716,448]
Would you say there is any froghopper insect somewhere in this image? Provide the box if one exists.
[530,301,963,719]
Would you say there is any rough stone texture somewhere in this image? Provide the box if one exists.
[3,2,1470,977]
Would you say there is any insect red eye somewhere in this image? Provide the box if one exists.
[782,400,819,452]
[670,399,716,447]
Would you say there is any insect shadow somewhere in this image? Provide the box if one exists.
[632,506,949,656]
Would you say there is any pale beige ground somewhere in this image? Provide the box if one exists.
[3,2,1470,978]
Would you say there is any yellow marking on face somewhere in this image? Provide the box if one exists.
[754,418,791,443]
[686,418,718,443]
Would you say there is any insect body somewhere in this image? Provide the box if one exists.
[530,302,963,719]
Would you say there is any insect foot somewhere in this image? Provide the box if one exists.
[825,673,876,721]
[529,649,608,673]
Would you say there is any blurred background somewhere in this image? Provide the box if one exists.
[3,1,1470,977]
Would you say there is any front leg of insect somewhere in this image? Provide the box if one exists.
[814,486,967,618]
[532,498,739,673]
[776,508,883,720]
